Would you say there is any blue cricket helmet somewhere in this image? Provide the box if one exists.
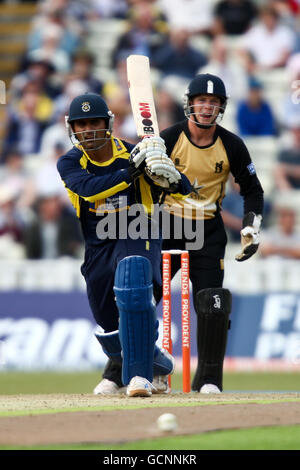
[66,93,115,150]
[67,92,113,124]
[185,74,228,107]
[183,73,229,127]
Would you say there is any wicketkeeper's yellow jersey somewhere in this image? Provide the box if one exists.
[160,120,264,220]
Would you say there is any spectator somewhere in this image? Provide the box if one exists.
[38,109,70,160]
[23,192,83,259]
[279,52,300,126]
[236,76,278,137]
[10,57,61,101]
[213,0,257,36]
[159,0,214,36]
[269,0,299,30]
[199,35,248,102]
[152,28,207,79]
[259,204,300,259]
[28,1,83,55]
[100,54,137,141]
[103,54,130,99]
[0,185,26,259]
[34,142,70,203]
[27,24,71,74]
[0,149,35,209]
[238,5,296,74]
[90,0,128,19]
[48,0,92,28]
[289,0,300,14]
[69,48,104,95]
[155,84,185,131]
[105,88,137,142]
[2,81,51,158]
[0,148,24,173]
[286,51,300,84]
[274,119,300,190]
[111,1,168,67]
[52,78,90,122]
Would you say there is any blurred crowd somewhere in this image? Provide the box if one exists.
[1,0,300,261]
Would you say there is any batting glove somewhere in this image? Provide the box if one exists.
[145,154,181,185]
[142,136,166,153]
[235,212,262,262]
[128,136,167,180]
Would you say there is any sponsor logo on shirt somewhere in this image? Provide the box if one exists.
[247,163,256,175]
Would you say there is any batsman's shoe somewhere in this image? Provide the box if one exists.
[152,348,174,394]
[152,375,170,394]
[200,384,221,394]
[126,376,156,397]
[93,379,126,395]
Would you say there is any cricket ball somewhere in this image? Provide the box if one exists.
[157,413,178,432]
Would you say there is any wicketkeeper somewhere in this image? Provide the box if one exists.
[158,73,264,393]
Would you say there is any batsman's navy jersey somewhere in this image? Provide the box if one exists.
[57,136,192,331]
[57,136,191,247]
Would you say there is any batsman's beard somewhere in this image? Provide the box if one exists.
[71,129,111,151]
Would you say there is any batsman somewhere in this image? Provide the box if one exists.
[159,73,264,393]
[57,92,192,396]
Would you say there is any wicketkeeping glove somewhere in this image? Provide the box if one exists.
[235,212,262,262]
[128,136,166,180]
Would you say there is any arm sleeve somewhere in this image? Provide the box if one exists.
[57,154,134,202]
[223,132,264,216]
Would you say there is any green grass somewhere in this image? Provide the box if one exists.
[0,371,299,394]
[223,371,300,392]
[2,397,300,419]
[1,425,300,450]
[0,371,299,452]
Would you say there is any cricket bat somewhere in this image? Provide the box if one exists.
[126,54,160,139]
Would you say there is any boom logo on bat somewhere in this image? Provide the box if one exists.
[139,102,154,135]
